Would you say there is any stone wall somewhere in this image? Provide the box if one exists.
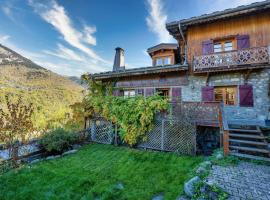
[181,68,270,124]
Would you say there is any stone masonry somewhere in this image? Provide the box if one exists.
[207,162,270,200]
[181,68,270,123]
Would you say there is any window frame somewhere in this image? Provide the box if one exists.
[213,38,236,53]
[124,90,136,98]
[214,86,237,106]
[155,56,172,66]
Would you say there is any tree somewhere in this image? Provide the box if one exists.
[0,95,34,166]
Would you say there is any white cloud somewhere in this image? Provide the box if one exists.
[28,0,109,64]
[0,35,10,43]
[43,44,85,62]
[146,0,173,43]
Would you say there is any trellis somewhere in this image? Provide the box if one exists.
[88,102,221,155]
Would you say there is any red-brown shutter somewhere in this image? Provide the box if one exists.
[145,88,155,97]
[201,86,214,102]
[113,90,123,96]
[171,87,181,102]
[237,35,250,50]
[202,40,214,55]
[239,84,253,107]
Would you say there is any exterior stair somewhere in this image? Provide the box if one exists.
[228,125,270,161]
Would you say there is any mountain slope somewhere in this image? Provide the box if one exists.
[0,44,84,130]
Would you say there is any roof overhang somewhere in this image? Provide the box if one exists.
[147,43,178,55]
[166,0,270,40]
[90,64,188,80]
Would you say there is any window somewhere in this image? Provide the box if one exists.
[124,90,135,97]
[164,57,171,65]
[214,86,237,105]
[214,39,235,53]
[156,88,169,98]
[156,58,163,66]
[214,43,222,53]
[224,41,233,51]
[155,56,172,66]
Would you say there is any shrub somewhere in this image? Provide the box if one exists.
[39,128,85,153]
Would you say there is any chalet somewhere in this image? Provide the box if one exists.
[90,1,270,160]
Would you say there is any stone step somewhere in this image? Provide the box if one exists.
[229,128,261,133]
[230,146,269,153]
[230,152,270,162]
[229,139,268,146]
[229,133,265,139]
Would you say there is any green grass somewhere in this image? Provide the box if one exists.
[0,143,202,200]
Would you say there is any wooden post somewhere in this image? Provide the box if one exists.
[161,120,164,150]
[223,130,229,156]
[114,125,118,146]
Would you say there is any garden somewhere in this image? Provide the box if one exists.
[0,143,202,200]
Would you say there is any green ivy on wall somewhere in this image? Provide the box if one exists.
[83,76,169,146]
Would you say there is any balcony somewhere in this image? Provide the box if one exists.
[193,46,269,73]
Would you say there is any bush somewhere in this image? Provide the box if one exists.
[39,128,85,153]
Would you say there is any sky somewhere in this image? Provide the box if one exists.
[0,0,265,77]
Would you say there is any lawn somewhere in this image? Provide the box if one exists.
[0,143,202,200]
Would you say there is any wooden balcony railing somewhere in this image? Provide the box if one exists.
[193,46,269,72]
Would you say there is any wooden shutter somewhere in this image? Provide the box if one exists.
[113,89,121,96]
[202,40,214,55]
[239,84,254,107]
[201,86,214,102]
[135,89,144,96]
[237,35,250,50]
[171,87,181,102]
[145,88,155,97]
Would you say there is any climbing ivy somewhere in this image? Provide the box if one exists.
[83,76,169,146]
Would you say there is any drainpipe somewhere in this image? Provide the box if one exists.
[178,22,187,65]
[268,44,270,64]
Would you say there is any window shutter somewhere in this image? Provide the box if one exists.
[239,84,253,107]
[113,90,122,96]
[135,89,144,96]
[145,88,155,97]
[201,86,214,102]
[171,87,181,102]
[237,35,250,50]
[202,40,214,55]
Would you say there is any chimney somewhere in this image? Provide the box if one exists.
[113,47,125,71]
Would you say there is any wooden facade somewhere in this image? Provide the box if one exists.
[184,11,270,65]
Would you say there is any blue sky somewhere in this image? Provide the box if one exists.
[0,0,264,76]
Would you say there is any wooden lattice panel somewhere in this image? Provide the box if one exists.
[193,46,269,72]
[90,118,114,144]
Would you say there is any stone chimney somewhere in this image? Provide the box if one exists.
[113,47,125,71]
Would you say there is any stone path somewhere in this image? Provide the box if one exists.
[206,162,270,200]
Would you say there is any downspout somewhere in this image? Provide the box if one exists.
[178,22,187,65]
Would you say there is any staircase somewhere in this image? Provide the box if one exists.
[228,125,270,161]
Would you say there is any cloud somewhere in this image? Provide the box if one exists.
[146,0,173,43]
[28,0,109,64]
[0,35,10,43]
[1,2,16,22]
[43,44,85,62]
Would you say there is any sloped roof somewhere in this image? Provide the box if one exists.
[147,43,178,54]
[90,64,188,80]
[166,0,270,37]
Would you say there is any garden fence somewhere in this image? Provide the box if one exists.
[87,102,221,155]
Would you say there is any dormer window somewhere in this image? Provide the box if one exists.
[156,58,163,66]
[147,43,178,67]
[164,57,171,65]
[155,56,172,66]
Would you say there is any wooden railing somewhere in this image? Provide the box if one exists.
[193,46,269,72]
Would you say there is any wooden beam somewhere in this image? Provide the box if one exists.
[223,130,230,156]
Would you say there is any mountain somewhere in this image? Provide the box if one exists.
[0,44,84,130]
